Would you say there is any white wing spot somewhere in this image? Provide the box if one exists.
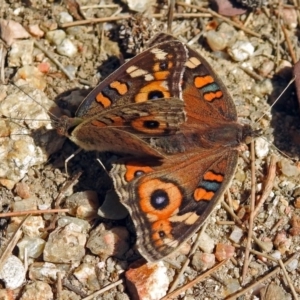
[150,48,168,60]
[145,74,154,81]
[185,56,201,69]
[127,65,149,78]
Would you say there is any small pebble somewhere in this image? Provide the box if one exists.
[215,243,235,261]
[73,263,100,291]
[56,38,77,57]
[273,231,291,254]
[229,226,244,243]
[255,136,269,158]
[8,40,34,67]
[228,40,254,62]
[45,29,66,46]
[12,197,37,212]
[289,215,300,236]
[65,191,99,220]
[43,223,86,263]
[0,255,25,289]
[28,262,66,283]
[22,216,44,237]
[38,62,50,73]
[86,224,129,260]
[14,66,46,90]
[197,232,215,253]
[278,159,300,177]
[40,20,58,31]
[57,12,73,24]
[221,278,241,297]
[57,216,90,232]
[258,59,275,77]
[286,258,298,272]
[261,282,289,300]
[20,282,53,300]
[0,179,15,190]
[15,182,31,199]
[17,236,45,260]
[27,24,44,37]
[191,252,215,271]
[270,250,282,260]
[125,260,169,300]
[215,0,247,16]
[125,0,156,12]
[0,19,30,46]
[281,8,298,29]
[206,30,227,51]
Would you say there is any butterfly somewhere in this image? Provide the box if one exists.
[110,33,256,262]
[56,39,189,157]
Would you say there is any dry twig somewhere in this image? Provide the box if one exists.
[241,140,256,284]
[226,253,299,299]
[162,259,229,300]
[253,155,277,218]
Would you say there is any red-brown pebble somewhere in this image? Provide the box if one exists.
[215,243,235,261]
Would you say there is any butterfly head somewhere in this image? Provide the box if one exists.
[241,124,262,145]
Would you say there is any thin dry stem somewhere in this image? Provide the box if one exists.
[226,254,299,300]
[162,259,229,300]
[253,155,277,218]
[176,2,262,38]
[0,215,29,270]
[241,140,256,284]
[0,209,69,218]
[82,279,123,300]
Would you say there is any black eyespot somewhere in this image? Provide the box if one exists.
[148,90,164,100]
[159,231,165,238]
[134,170,145,177]
[151,189,169,210]
[159,61,168,70]
[143,120,160,129]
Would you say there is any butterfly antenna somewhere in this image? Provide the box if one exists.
[96,158,110,177]
[64,149,82,176]
[259,136,294,160]
[11,82,60,122]
[256,77,295,123]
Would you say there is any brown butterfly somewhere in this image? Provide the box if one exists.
[110,34,256,262]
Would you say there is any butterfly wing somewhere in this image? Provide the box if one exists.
[111,149,238,261]
[148,33,237,121]
[69,98,186,157]
[75,40,188,119]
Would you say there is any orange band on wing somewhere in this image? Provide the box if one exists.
[109,81,128,95]
[204,91,223,102]
[194,75,214,88]
[194,188,214,202]
[203,171,223,182]
[96,92,111,108]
